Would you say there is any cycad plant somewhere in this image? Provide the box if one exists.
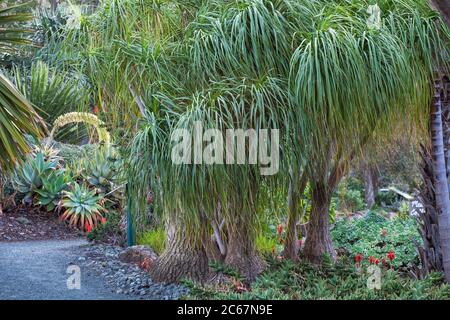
[0,2,44,172]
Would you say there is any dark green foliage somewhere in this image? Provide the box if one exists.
[185,258,450,300]
[331,211,421,269]
[336,180,365,212]
[13,61,89,125]
[86,209,125,245]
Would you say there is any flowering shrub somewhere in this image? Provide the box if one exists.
[332,211,420,270]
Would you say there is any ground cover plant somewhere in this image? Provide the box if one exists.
[1,0,450,301]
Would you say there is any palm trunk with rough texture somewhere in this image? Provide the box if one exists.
[149,224,210,284]
[430,0,450,28]
[415,144,443,277]
[442,77,450,192]
[302,181,336,264]
[363,165,378,209]
[224,210,264,283]
[431,78,450,283]
[282,171,307,261]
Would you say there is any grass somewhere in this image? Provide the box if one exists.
[137,228,166,255]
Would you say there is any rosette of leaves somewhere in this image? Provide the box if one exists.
[11,151,59,202]
[82,147,123,201]
[35,171,70,211]
[61,183,106,231]
[30,143,62,163]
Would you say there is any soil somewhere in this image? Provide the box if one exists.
[0,206,82,242]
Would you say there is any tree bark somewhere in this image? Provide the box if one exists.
[431,78,450,283]
[224,211,264,283]
[363,164,378,209]
[282,170,307,261]
[149,224,210,284]
[430,0,450,28]
[415,144,443,278]
[302,181,336,264]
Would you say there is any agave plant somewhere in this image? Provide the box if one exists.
[35,171,69,211]
[30,143,62,163]
[82,147,122,195]
[61,183,106,231]
[12,152,59,202]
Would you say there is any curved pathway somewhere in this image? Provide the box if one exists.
[0,239,129,300]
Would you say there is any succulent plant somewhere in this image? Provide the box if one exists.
[35,171,69,211]
[11,152,59,202]
[61,183,106,231]
[30,143,62,163]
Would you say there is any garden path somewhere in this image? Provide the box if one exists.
[0,239,129,300]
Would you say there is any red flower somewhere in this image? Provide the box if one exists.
[354,253,363,263]
[101,217,107,225]
[276,224,283,235]
[387,251,395,261]
[368,256,376,264]
[85,222,92,233]
[375,259,380,266]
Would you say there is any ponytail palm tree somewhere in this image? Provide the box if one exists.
[63,0,449,284]
[130,0,296,282]
[289,0,449,264]
[0,2,44,171]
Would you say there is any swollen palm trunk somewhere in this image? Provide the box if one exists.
[149,220,210,284]
[363,164,378,209]
[224,206,264,283]
[302,181,336,264]
[283,171,307,261]
[431,78,450,283]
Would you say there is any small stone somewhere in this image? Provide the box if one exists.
[118,245,158,266]
[16,217,31,225]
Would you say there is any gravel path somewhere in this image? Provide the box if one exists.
[0,239,131,300]
[0,239,187,300]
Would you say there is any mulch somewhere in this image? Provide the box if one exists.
[0,206,82,242]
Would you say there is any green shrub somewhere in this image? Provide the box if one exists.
[336,179,365,212]
[184,258,450,300]
[397,201,410,219]
[256,234,278,256]
[137,228,166,255]
[331,211,420,269]
[87,210,125,245]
